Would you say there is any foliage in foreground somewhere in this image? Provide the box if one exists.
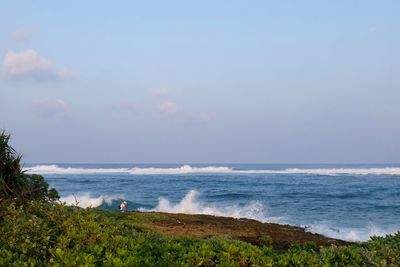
[1,201,400,267]
[0,131,59,206]
[1,130,399,266]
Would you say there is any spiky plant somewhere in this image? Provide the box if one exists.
[0,131,24,200]
[0,130,59,205]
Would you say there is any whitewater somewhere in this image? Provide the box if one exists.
[25,163,400,242]
[26,164,400,176]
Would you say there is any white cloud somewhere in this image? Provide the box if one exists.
[31,97,68,117]
[158,101,178,115]
[0,50,74,81]
[10,28,33,42]
[150,88,169,98]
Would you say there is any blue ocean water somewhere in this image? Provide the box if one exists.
[25,163,400,241]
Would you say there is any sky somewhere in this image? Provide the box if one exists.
[1,1,400,163]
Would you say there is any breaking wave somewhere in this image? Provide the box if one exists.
[306,224,398,242]
[25,164,400,176]
[276,167,400,176]
[140,190,284,223]
[139,190,396,241]
[25,165,130,174]
[60,193,124,208]
[129,165,232,175]
[58,190,397,242]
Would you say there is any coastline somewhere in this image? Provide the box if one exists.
[129,211,350,251]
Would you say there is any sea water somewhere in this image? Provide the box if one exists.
[24,163,400,242]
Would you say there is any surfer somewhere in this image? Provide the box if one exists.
[118,200,128,212]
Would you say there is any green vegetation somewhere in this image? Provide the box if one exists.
[1,131,400,266]
[1,201,400,266]
[0,131,59,206]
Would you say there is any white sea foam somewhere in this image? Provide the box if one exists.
[25,164,400,176]
[129,165,233,175]
[140,190,398,242]
[59,190,397,241]
[277,167,400,176]
[25,165,131,174]
[140,190,284,223]
[60,193,122,208]
[307,224,397,242]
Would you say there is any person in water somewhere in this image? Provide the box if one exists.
[119,200,128,212]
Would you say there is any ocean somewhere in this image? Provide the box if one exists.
[24,163,400,242]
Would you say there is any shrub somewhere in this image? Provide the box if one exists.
[1,130,400,266]
[1,200,400,266]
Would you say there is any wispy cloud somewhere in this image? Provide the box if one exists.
[31,97,68,117]
[0,50,74,81]
[158,101,178,115]
[150,87,169,98]
[9,28,33,42]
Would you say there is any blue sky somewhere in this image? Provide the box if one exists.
[1,1,399,163]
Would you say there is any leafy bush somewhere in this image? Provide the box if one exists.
[1,130,400,266]
[1,200,400,266]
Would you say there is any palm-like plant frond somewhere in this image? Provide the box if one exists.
[0,130,59,204]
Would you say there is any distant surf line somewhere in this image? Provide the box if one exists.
[25,164,400,176]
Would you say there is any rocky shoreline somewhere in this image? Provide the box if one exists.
[136,212,350,251]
